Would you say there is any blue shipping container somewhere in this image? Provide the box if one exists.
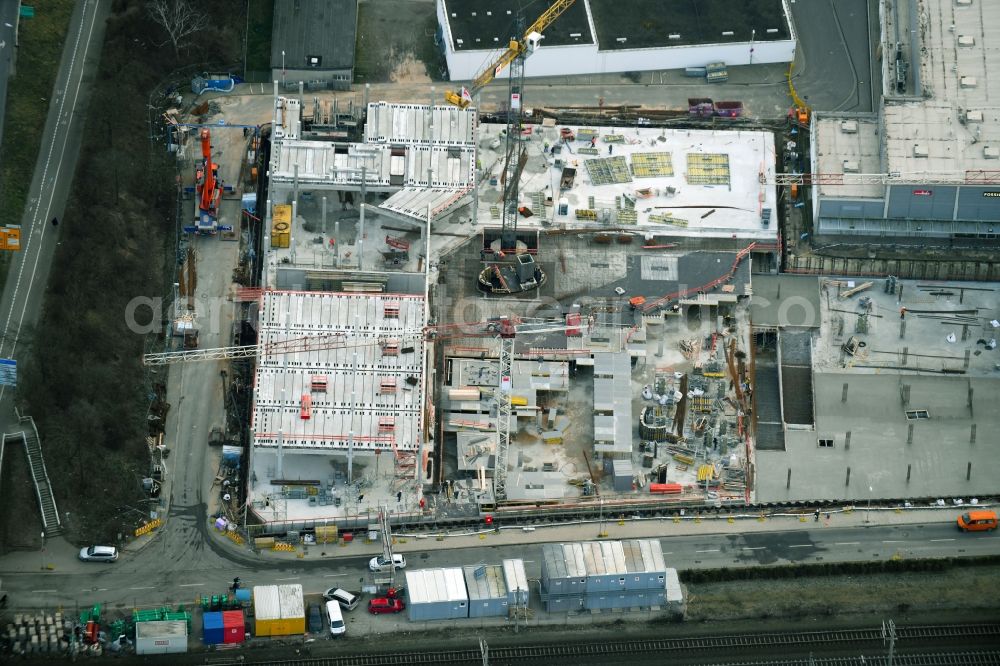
[203,611,224,644]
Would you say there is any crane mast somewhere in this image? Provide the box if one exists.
[500,17,527,250]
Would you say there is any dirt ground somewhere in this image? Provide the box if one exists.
[0,444,44,552]
[355,0,448,83]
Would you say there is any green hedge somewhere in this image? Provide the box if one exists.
[680,555,1000,584]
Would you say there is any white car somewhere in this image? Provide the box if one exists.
[368,554,406,572]
[79,546,119,562]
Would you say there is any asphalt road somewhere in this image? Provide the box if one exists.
[787,0,880,113]
[0,0,19,151]
[0,0,108,420]
[3,522,996,610]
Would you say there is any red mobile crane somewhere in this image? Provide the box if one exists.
[195,128,222,233]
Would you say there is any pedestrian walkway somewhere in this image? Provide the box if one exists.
[211,504,978,563]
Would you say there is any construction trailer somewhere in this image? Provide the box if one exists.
[540,540,671,612]
[404,568,469,621]
[503,558,530,609]
[135,620,188,655]
[253,584,305,636]
[463,564,509,618]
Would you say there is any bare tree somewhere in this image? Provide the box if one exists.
[147,0,208,56]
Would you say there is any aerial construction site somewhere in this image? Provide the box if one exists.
[139,0,1000,546]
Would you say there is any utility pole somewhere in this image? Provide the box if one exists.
[883,619,896,666]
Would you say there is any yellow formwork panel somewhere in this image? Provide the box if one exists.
[686,153,731,185]
[630,152,674,178]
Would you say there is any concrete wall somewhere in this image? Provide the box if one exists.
[886,185,958,220]
[817,185,1000,230]
[272,68,352,87]
[818,197,886,219]
[443,40,796,82]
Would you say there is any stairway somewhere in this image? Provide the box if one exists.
[18,419,62,536]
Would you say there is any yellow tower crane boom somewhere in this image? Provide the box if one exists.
[444,0,577,108]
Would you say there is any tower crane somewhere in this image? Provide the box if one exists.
[442,1,577,296]
[443,0,577,110]
[763,170,1000,186]
[142,330,425,365]
[488,315,590,501]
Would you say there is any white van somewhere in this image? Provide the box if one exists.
[325,600,346,637]
[324,588,360,611]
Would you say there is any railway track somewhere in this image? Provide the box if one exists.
[713,654,1000,665]
[238,624,1000,665]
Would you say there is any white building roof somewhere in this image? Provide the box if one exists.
[253,584,304,620]
[364,102,477,147]
[502,558,529,594]
[251,290,426,452]
[405,568,469,604]
[471,123,778,241]
[271,139,475,190]
[593,352,631,455]
[378,186,472,224]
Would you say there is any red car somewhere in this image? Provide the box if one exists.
[368,597,405,615]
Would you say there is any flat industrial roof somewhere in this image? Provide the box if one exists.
[882,0,1000,175]
[473,123,778,241]
[441,0,595,52]
[271,0,358,71]
[271,139,475,190]
[405,568,469,604]
[758,373,1000,501]
[814,117,884,199]
[588,0,791,50]
[363,102,477,147]
[251,290,426,452]
[755,276,1000,501]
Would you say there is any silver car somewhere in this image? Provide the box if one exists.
[79,546,118,562]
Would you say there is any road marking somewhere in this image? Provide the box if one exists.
[0,0,102,394]
[662,552,673,555]
[130,586,155,590]
[834,542,860,546]
[276,576,300,581]
[742,546,766,551]
[930,538,955,542]
[788,544,812,548]
[178,583,204,588]
[323,574,347,578]
[696,549,720,553]
[32,589,57,593]
[882,540,905,544]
